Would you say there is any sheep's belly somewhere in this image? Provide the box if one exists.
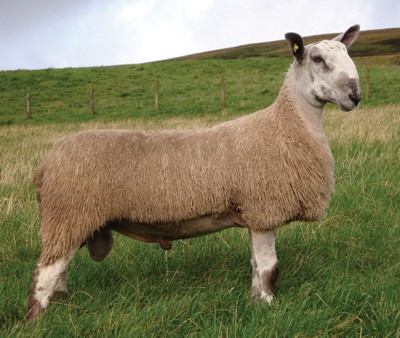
[110,212,245,249]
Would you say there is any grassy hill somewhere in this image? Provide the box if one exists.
[0,27,399,126]
[177,27,400,66]
[0,28,399,336]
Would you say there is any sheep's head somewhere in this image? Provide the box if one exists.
[285,25,361,112]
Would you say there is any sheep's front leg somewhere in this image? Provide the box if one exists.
[250,229,279,304]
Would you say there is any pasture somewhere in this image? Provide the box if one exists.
[1,30,399,336]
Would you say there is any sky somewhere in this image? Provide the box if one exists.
[0,0,398,71]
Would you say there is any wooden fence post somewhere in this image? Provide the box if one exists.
[220,75,225,110]
[365,66,370,100]
[26,87,32,119]
[154,78,159,111]
[89,82,95,114]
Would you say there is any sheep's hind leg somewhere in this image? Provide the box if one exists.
[26,245,79,320]
[249,229,279,304]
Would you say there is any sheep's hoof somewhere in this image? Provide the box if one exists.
[26,300,44,321]
[252,289,275,305]
[53,290,70,300]
[260,291,275,305]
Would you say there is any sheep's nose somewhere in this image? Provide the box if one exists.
[349,93,361,106]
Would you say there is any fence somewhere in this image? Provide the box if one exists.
[22,75,231,120]
[0,63,373,124]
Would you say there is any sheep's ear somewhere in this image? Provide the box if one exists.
[285,32,304,64]
[333,24,360,49]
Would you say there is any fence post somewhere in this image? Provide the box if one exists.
[365,66,370,100]
[154,78,159,111]
[220,75,225,110]
[89,82,95,114]
[26,87,32,119]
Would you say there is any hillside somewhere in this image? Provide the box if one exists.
[176,27,400,66]
[0,27,399,125]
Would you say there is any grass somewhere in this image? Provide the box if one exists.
[0,27,399,336]
[0,105,399,337]
[0,58,285,126]
[1,28,399,126]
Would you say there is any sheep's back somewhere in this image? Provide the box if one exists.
[37,128,234,236]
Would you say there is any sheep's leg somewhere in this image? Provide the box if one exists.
[51,270,69,298]
[249,229,279,304]
[26,246,79,320]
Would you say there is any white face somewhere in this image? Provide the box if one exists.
[301,40,361,111]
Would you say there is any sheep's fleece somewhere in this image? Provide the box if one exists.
[35,82,333,265]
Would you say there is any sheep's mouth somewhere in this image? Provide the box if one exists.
[337,99,359,112]
[338,103,354,112]
[333,96,359,112]
[336,90,361,111]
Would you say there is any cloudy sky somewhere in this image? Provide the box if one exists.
[0,0,398,70]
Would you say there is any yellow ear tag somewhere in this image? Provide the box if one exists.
[293,43,299,53]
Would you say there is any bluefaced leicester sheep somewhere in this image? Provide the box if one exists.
[27,25,361,320]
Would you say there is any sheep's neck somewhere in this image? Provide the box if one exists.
[281,79,325,136]
[298,97,324,135]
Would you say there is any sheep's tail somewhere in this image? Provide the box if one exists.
[33,164,44,204]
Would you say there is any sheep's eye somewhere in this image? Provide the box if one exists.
[312,56,324,63]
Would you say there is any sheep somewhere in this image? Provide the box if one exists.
[26,25,361,320]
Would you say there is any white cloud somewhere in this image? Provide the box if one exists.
[175,0,215,19]
[117,0,157,22]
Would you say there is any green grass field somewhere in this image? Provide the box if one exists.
[1,29,399,336]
